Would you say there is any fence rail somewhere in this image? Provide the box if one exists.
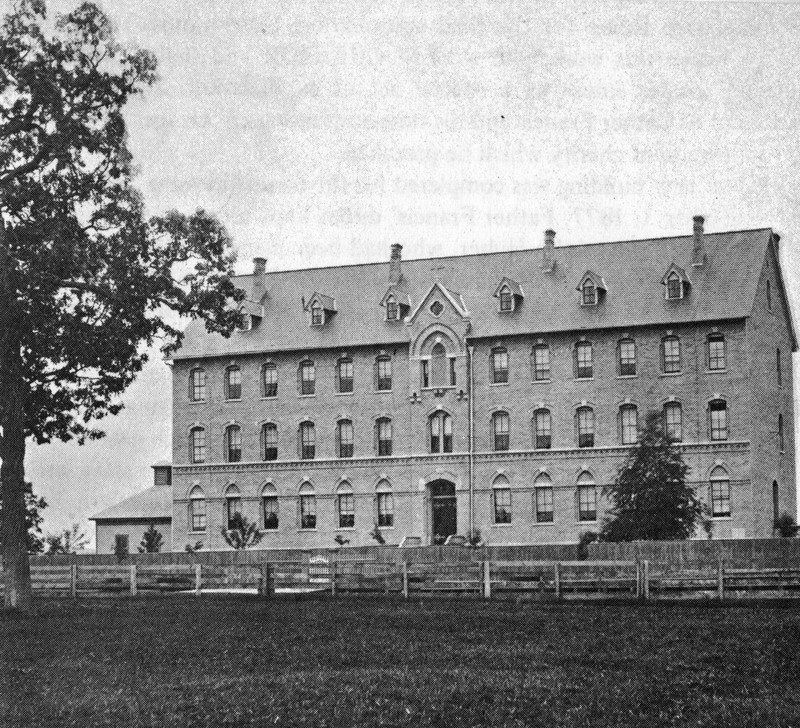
[5,556,800,601]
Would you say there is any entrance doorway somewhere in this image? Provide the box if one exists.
[430,480,456,545]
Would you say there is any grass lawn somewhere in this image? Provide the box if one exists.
[2,596,800,727]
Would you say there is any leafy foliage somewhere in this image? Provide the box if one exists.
[45,523,88,554]
[775,513,799,538]
[184,540,203,553]
[333,534,350,546]
[138,523,163,553]
[221,513,263,550]
[0,482,46,553]
[369,523,386,545]
[0,1,244,607]
[601,411,701,541]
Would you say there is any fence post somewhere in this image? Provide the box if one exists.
[717,557,724,600]
[70,563,77,599]
[643,560,650,601]
[483,560,491,599]
[330,558,337,597]
[263,563,273,598]
[635,560,642,599]
[554,562,561,600]
[402,561,409,599]
[194,564,202,596]
[129,564,137,597]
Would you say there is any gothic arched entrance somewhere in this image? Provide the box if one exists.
[429,479,457,545]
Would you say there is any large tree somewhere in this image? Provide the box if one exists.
[0,481,46,553]
[0,1,244,608]
[601,411,702,542]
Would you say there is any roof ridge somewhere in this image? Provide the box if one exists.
[236,228,773,278]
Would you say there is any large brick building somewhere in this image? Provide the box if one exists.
[161,217,795,549]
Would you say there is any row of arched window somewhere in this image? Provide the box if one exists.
[187,480,395,533]
[189,356,394,402]
[186,400,732,464]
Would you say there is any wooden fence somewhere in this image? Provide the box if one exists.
[5,556,800,600]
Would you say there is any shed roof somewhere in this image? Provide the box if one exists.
[90,486,172,522]
[173,228,778,359]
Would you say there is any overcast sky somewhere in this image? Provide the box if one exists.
[23,0,800,542]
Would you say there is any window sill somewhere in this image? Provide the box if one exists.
[377,525,395,530]
[616,374,638,380]
[489,382,509,387]
[574,377,594,382]
[531,379,552,384]
[711,516,732,521]
[373,389,393,394]
[533,521,554,527]
[334,391,354,397]
[491,522,513,528]
[224,398,242,403]
[577,520,598,525]
[297,528,317,532]
[260,529,279,533]
[260,396,278,401]
[660,372,683,377]
[188,530,206,535]
[705,369,727,375]
[298,394,316,398]
[421,386,457,391]
[188,400,207,405]
[334,527,356,532]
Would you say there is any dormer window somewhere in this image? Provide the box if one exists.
[310,302,323,326]
[493,277,523,313]
[305,292,336,327]
[380,287,410,321]
[661,263,690,300]
[386,296,399,321]
[237,311,252,331]
[577,271,606,307]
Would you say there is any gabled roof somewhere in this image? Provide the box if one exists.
[662,263,690,285]
[305,293,336,312]
[576,270,607,291]
[90,486,172,522]
[380,284,411,308]
[408,281,470,322]
[493,277,524,298]
[172,228,780,359]
[239,300,265,318]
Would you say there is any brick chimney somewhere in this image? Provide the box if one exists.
[542,229,556,272]
[692,216,706,267]
[389,243,403,284]
[252,257,267,301]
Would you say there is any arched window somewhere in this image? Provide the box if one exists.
[661,336,681,374]
[431,342,448,388]
[189,427,206,464]
[189,486,206,532]
[577,471,597,523]
[299,483,316,529]
[337,481,355,528]
[498,285,513,312]
[707,333,726,371]
[298,360,315,395]
[581,280,596,306]
[619,404,638,445]
[533,409,551,450]
[261,363,278,398]
[224,365,241,400]
[777,348,782,386]
[708,399,728,441]
[492,475,512,524]
[574,341,593,379]
[299,421,315,460]
[336,357,353,394]
[575,406,594,448]
[337,419,354,459]
[376,417,392,456]
[260,423,278,462]
[531,344,550,381]
[376,480,394,527]
[224,425,242,463]
[709,466,730,518]
[386,295,399,321]
[779,414,785,453]
[666,272,682,300]
[492,411,510,451]
[224,485,242,530]
[534,473,554,523]
[663,402,683,442]
[429,411,453,453]
[491,347,509,384]
[189,367,206,402]
[262,484,278,530]
[375,355,392,391]
[618,339,636,376]
[310,301,323,326]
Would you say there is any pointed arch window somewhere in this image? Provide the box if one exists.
[298,483,316,529]
[189,368,206,402]
[337,419,354,459]
[492,411,510,451]
[661,336,681,374]
[376,417,392,456]
[708,399,728,441]
[707,333,726,371]
[262,484,279,530]
[261,363,278,398]
[189,486,206,532]
[531,344,550,381]
[337,481,355,528]
[575,406,595,448]
[224,425,242,463]
[666,272,682,300]
[709,466,731,518]
[498,286,513,312]
[491,347,509,384]
[664,402,683,442]
[574,341,593,379]
[492,475,512,524]
[260,423,278,461]
[224,485,242,529]
[336,357,354,393]
[225,365,242,400]
[298,360,315,395]
[577,471,597,522]
[310,301,323,326]
[618,339,636,376]
[375,355,392,391]
[534,473,554,523]
[431,342,448,388]
[429,411,453,453]
[376,480,394,527]
[581,280,596,306]
[299,421,315,460]
[533,409,551,450]
[619,404,638,445]
[189,427,206,464]
[386,295,399,321]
